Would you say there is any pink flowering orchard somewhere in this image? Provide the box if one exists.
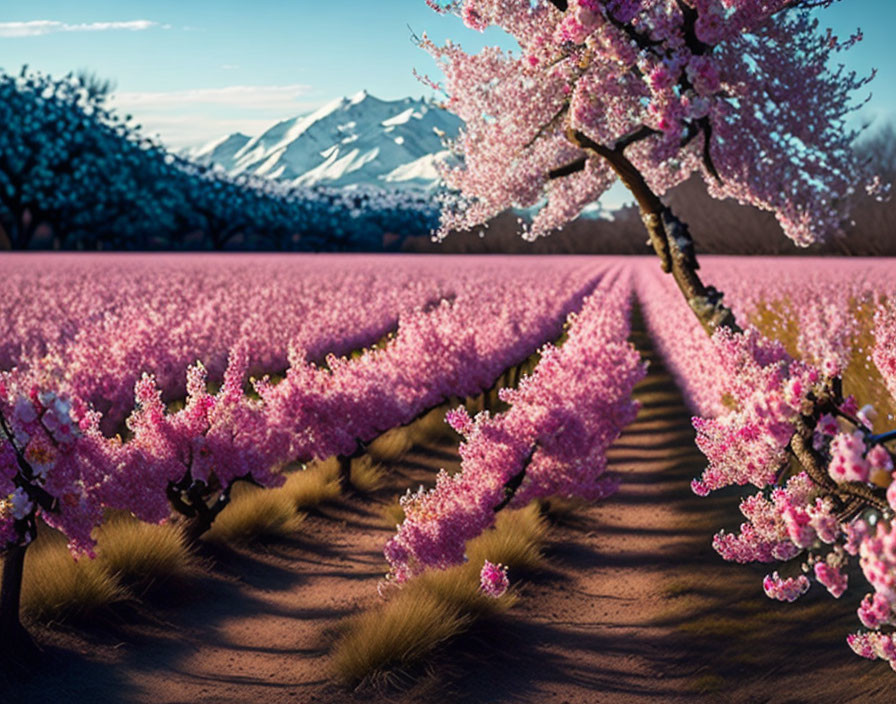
[423,0,896,671]
[0,0,894,694]
[0,255,617,660]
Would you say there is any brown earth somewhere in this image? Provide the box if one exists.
[4,324,894,704]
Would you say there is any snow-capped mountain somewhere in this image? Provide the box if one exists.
[189,91,461,190]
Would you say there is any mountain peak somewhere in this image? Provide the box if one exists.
[349,89,369,104]
[193,92,462,189]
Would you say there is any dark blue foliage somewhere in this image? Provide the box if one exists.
[0,67,440,251]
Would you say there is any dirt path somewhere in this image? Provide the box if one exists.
[362,321,895,703]
[7,325,895,703]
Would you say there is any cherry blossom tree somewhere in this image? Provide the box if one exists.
[0,371,118,661]
[422,0,880,330]
[116,343,286,545]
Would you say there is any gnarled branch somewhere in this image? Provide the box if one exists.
[566,127,739,333]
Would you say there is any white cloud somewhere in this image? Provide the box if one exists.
[127,115,283,150]
[111,84,312,112]
[0,20,162,38]
[106,84,319,148]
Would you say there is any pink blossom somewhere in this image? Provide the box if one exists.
[828,431,870,484]
[763,572,810,602]
[479,560,509,598]
[0,371,116,556]
[888,478,896,513]
[814,560,848,598]
[858,593,892,629]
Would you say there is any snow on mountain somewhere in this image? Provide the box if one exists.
[190,132,252,172]
[189,92,461,190]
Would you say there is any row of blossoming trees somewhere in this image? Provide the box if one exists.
[420,0,896,672]
[0,259,636,660]
[0,67,439,251]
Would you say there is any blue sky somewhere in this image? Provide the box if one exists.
[0,0,893,149]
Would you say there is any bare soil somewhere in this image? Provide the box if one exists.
[3,324,893,704]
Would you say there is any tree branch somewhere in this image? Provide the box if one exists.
[548,158,586,180]
[524,103,569,150]
[697,117,722,184]
[494,444,537,512]
[0,410,59,513]
[791,418,889,514]
[566,127,739,333]
[614,125,661,152]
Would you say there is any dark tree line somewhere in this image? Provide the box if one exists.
[0,67,440,251]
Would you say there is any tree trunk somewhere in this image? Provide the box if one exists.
[0,544,39,667]
[338,454,353,493]
[180,514,212,548]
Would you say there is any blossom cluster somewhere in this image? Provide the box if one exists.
[690,326,821,495]
[712,473,836,566]
[108,343,287,525]
[383,274,645,583]
[844,519,896,670]
[479,560,509,598]
[0,371,116,555]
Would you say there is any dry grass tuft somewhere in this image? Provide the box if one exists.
[332,502,546,685]
[414,564,517,620]
[281,459,342,509]
[95,513,198,593]
[466,503,547,574]
[204,484,304,544]
[350,456,388,493]
[332,590,472,685]
[368,427,413,461]
[380,499,406,528]
[408,406,461,445]
[20,532,127,622]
